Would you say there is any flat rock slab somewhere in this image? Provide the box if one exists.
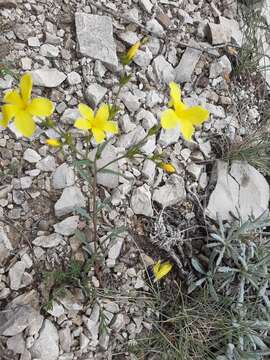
[30,319,59,360]
[30,69,66,88]
[75,13,118,71]
[153,175,186,207]
[206,160,270,221]
[0,305,39,336]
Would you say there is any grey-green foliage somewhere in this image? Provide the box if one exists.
[189,211,270,358]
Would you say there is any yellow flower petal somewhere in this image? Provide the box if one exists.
[20,73,32,103]
[1,104,18,127]
[4,90,24,108]
[78,103,94,121]
[92,127,105,143]
[14,111,35,137]
[27,98,54,117]
[95,103,109,126]
[74,117,91,130]
[168,82,186,113]
[160,109,179,129]
[178,106,209,125]
[160,163,175,173]
[127,41,141,61]
[153,260,173,281]
[103,121,118,134]
[46,138,60,147]
[180,120,194,141]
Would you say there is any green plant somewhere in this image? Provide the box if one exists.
[223,127,270,176]
[233,3,270,79]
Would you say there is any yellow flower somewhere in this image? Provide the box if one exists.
[74,103,118,144]
[160,162,175,173]
[160,82,209,141]
[153,260,173,281]
[126,41,141,62]
[0,73,54,137]
[46,138,60,147]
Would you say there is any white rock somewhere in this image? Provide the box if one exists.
[85,83,107,107]
[55,186,86,217]
[28,37,40,47]
[152,55,175,84]
[0,74,14,89]
[186,163,203,180]
[89,143,120,189]
[59,327,72,353]
[108,238,124,260]
[134,48,153,68]
[7,333,25,354]
[111,313,125,332]
[52,163,75,189]
[47,301,65,317]
[20,176,32,189]
[206,160,270,221]
[33,233,63,248]
[120,91,140,112]
[60,108,80,124]
[146,19,165,36]
[40,44,59,58]
[118,31,139,45]
[67,71,81,85]
[23,149,41,163]
[54,216,79,236]
[159,127,180,147]
[142,159,156,182]
[119,114,136,133]
[209,55,232,78]
[0,225,13,263]
[153,175,186,207]
[139,0,152,13]
[117,125,145,149]
[30,319,59,360]
[9,261,26,290]
[131,184,153,217]
[37,155,56,172]
[31,69,66,88]
[86,304,100,346]
[0,305,39,336]
[175,45,202,83]
[75,13,118,71]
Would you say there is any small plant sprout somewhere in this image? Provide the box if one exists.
[160,81,209,141]
[0,73,53,137]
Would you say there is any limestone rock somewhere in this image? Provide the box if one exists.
[152,55,175,84]
[33,233,63,248]
[175,46,202,83]
[0,305,39,336]
[206,160,270,221]
[55,186,86,217]
[85,83,107,108]
[23,149,41,163]
[54,216,79,236]
[52,163,75,189]
[9,261,26,290]
[90,143,120,189]
[75,13,118,71]
[153,175,186,207]
[131,184,153,217]
[30,69,66,88]
[30,319,59,360]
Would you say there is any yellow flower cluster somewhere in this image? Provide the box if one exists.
[0,74,208,145]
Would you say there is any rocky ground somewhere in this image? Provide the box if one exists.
[0,0,270,359]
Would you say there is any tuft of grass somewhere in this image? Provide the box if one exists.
[233,3,270,79]
[222,126,270,176]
